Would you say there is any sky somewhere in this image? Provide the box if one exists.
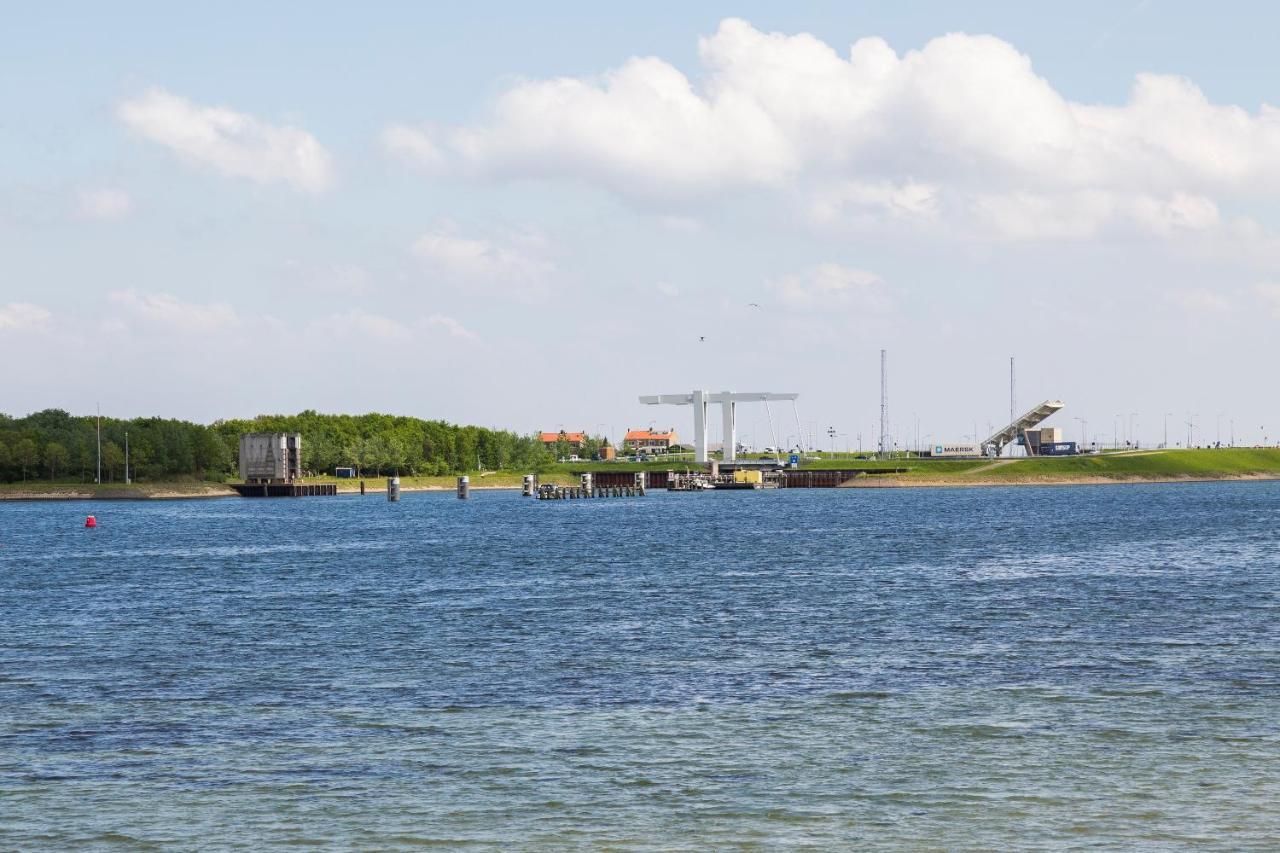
[4,1,1280,449]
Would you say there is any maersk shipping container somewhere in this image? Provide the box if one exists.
[928,443,982,457]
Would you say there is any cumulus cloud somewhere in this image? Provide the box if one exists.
[0,302,51,332]
[109,289,238,332]
[118,88,333,193]
[769,263,890,312]
[411,225,552,294]
[75,188,133,221]
[387,18,1280,240]
[426,313,478,340]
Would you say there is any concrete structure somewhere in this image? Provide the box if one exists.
[640,390,800,464]
[623,428,678,454]
[239,433,302,483]
[983,401,1066,457]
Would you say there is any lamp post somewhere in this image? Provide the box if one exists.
[1163,412,1172,449]
[1073,417,1087,448]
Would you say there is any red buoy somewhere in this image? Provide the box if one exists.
[85,515,97,528]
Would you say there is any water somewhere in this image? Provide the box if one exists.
[2,483,1278,849]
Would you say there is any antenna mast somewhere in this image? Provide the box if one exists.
[1010,356,1016,424]
[879,348,888,457]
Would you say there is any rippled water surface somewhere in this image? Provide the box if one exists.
[2,484,1279,849]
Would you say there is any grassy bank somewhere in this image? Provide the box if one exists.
[4,449,1279,498]
[560,447,1280,484]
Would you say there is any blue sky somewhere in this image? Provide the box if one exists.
[4,2,1280,448]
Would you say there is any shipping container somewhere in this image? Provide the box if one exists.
[927,443,982,457]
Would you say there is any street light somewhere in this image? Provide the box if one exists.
[1163,412,1172,449]
[1073,417,1087,447]
[1129,413,1138,448]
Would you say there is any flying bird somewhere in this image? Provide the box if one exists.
[699,336,706,342]
[748,302,761,308]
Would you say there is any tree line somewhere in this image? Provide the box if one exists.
[0,409,557,483]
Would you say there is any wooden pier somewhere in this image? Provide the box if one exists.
[230,482,337,497]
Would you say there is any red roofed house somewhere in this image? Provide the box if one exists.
[623,428,679,455]
[540,430,586,453]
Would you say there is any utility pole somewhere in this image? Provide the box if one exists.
[95,403,101,485]
[879,349,888,458]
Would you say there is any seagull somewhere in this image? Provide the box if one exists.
[699,336,706,342]
[748,302,761,308]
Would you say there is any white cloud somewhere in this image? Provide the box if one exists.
[382,123,446,170]
[278,260,374,295]
[1170,288,1232,314]
[769,263,890,312]
[0,302,51,332]
[309,310,478,342]
[109,289,238,332]
[387,18,1280,240]
[426,313,478,340]
[1253,282,1280,316]
[118,88,333,193]
[411,225,552,293]
[75,188,133,221]
[312,310,411,340]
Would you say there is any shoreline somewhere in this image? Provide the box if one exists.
[4,473,1280,500]
[843,473,1280,488]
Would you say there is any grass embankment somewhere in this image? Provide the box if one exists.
[553,449,1280,483]
[5,449,1278,498]
[836,448,1280,484]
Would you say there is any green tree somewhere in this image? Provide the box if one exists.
[45,441,69,480]
[14,438,38,481]
[102,441,124,483]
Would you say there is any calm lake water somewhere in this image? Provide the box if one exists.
[2,484,1278,849]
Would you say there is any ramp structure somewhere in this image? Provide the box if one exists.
[983,400,1065,457]
[640,390,799,464]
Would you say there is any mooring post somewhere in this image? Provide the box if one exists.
[360,479,365,496]
[522,474,535,497]
[387,476,400,502]
[457,475,469,499]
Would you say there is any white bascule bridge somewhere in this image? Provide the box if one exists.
[639,390,799,464]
